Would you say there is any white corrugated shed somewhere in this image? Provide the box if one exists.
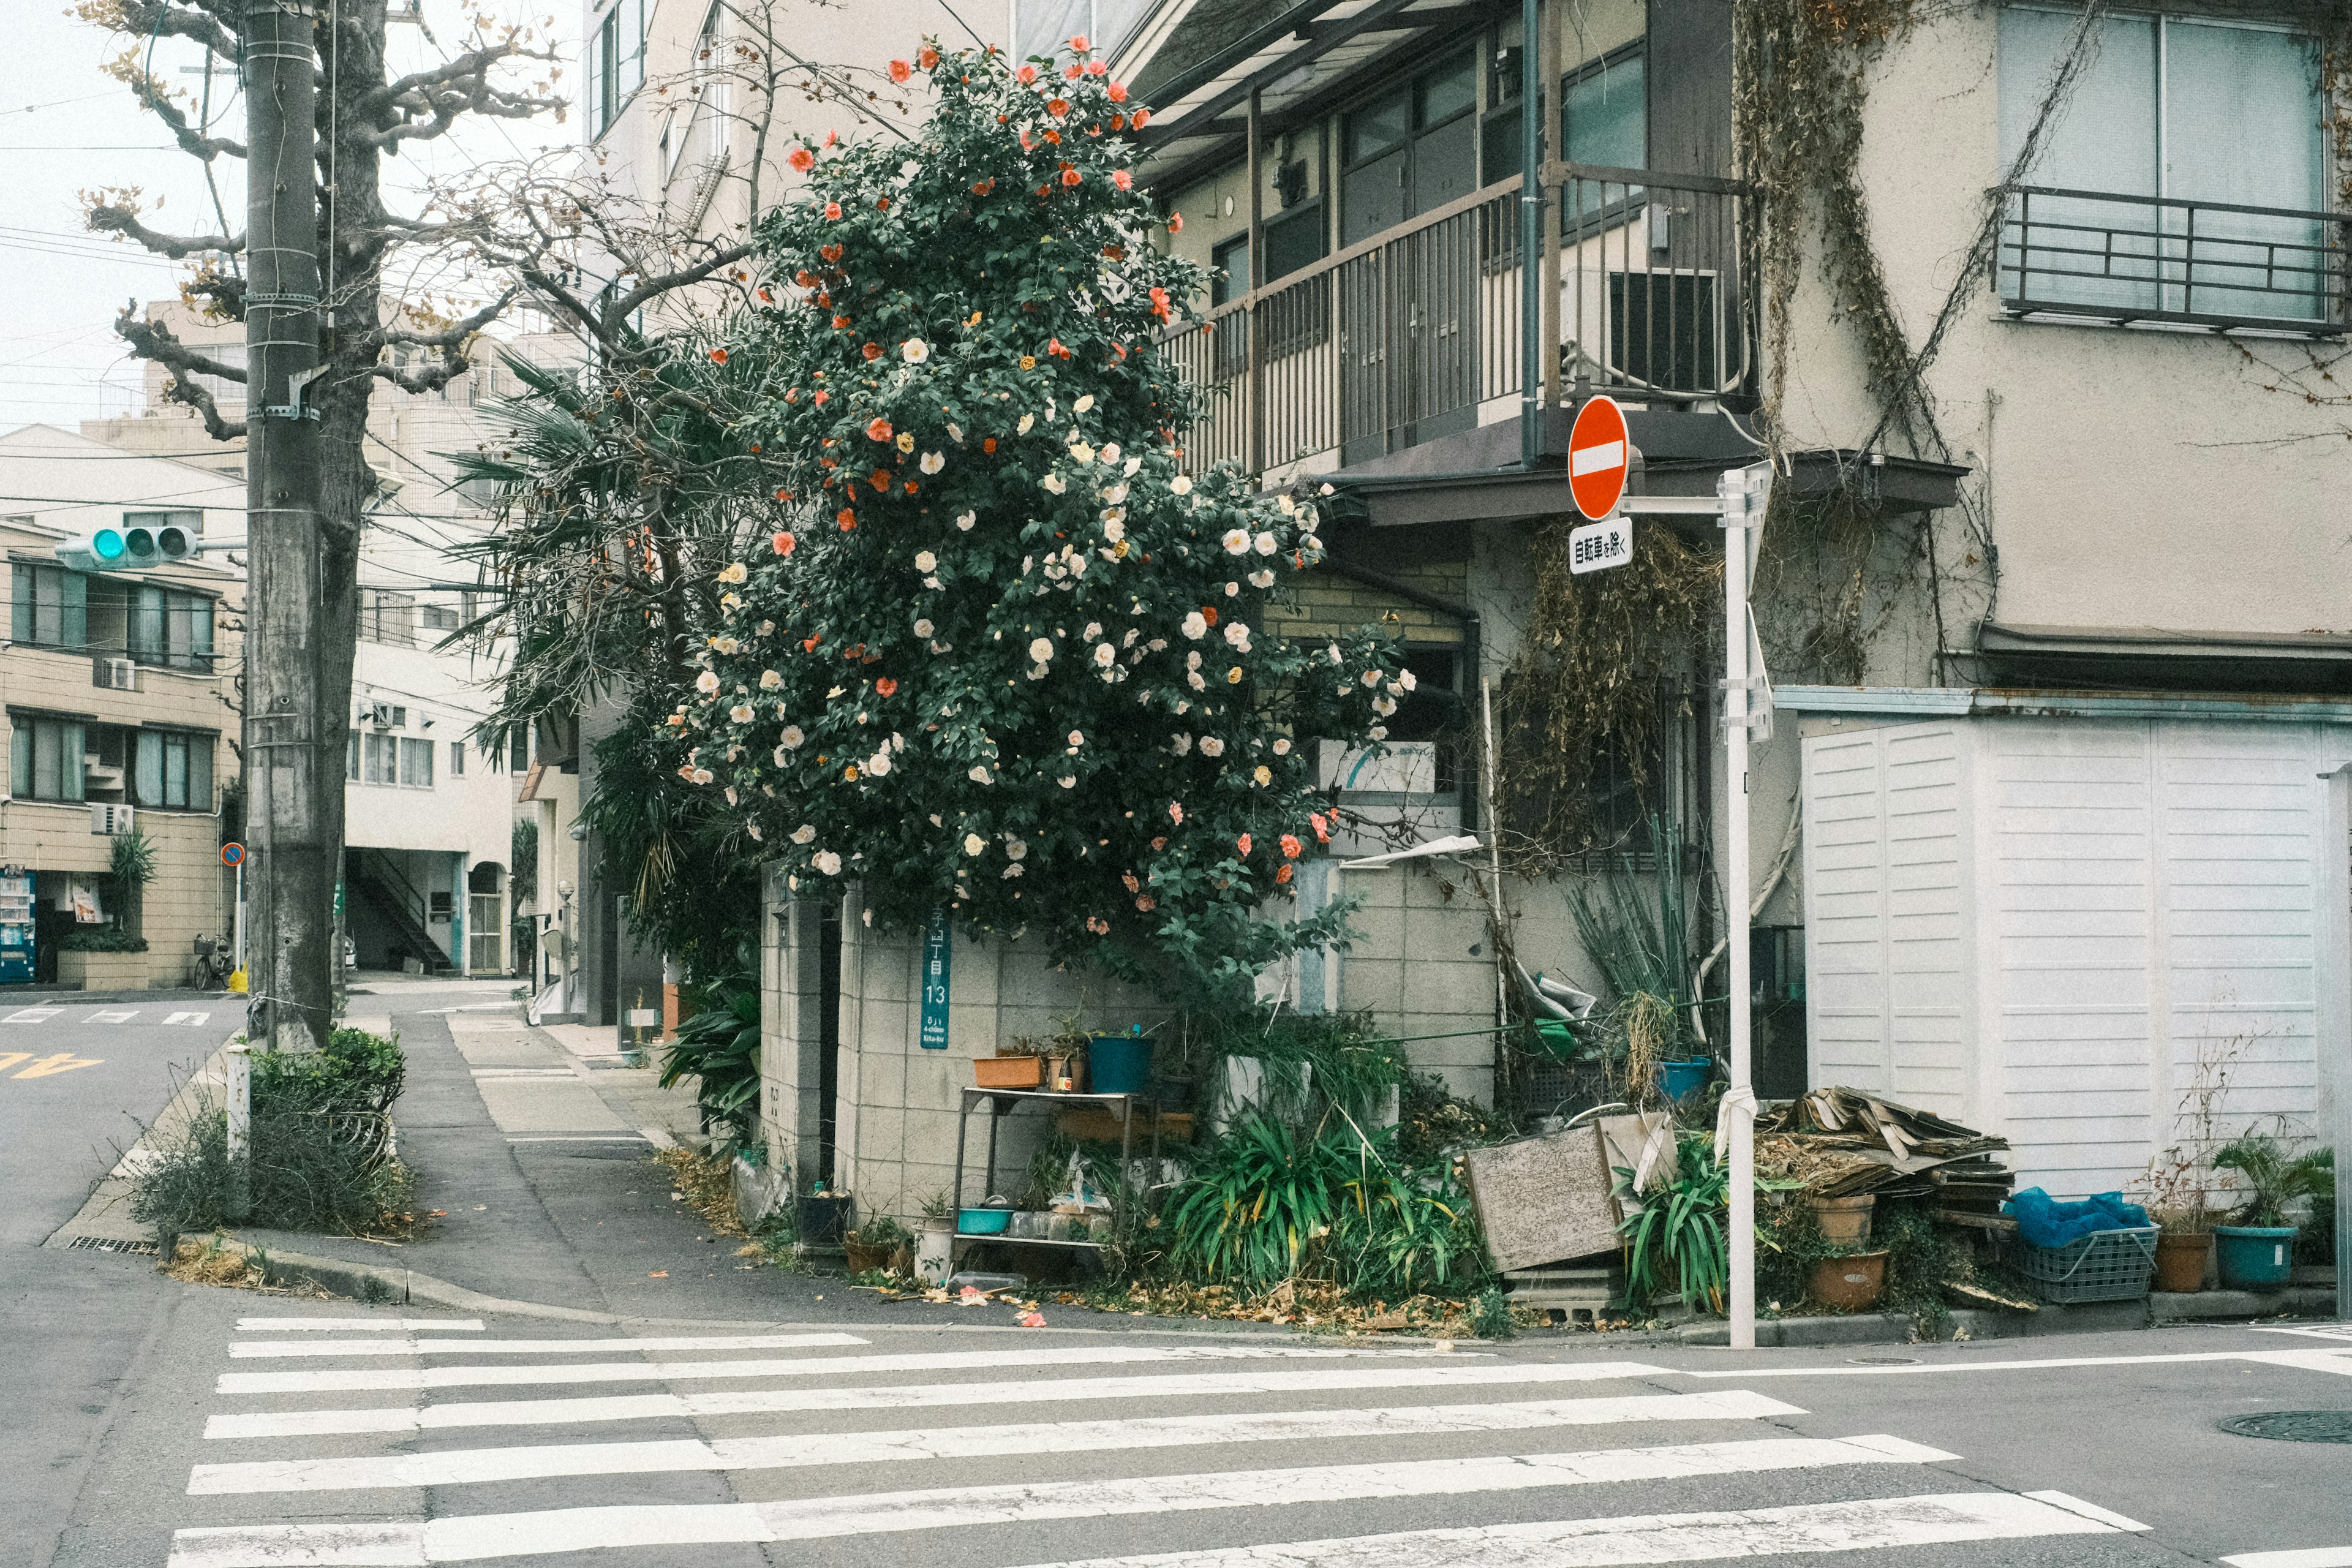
[1798,704,2349,1196]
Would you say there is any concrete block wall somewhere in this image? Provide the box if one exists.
[1266,562,1470,647]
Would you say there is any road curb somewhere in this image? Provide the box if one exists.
[202,1237,622,1322]
[1668,1308,2004,1348]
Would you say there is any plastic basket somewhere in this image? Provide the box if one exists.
[2015,1225,2158,1303]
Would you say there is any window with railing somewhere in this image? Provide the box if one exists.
[1996,8,2341,331]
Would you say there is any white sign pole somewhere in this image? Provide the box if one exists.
[233,860,246,974]
[1720,466,1757,1351]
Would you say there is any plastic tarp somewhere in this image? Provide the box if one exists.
[2004,1186,2150,1249]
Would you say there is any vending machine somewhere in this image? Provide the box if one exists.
[0,868,34,986]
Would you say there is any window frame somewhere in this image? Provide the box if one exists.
[9,712,89,804]
[133,727,214,812]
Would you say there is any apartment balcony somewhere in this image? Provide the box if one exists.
[1996,184,2352,337]
[1161,163,1753,481]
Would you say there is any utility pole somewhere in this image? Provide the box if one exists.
[243,0,336,1052]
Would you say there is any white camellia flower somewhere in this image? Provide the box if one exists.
[1100,442,1121,464]
[968,764,993,784]
[1001,864,1025,880]
[717,561,748,584]
[1069,442,1096,465]
[695,669,721,694]
[1005,837,1028,861]
[1017,413,1036,434]
[1199,736,1226,757]
[1058,775,1076,788]
[1042,473,1066,494]
[1328,644,1344,664]
[1187,671,1207,691]
[1221,529,1250,555]
[956,511,977,531]
[1373,695,1397,716]
[914,551,938,573]
[1224,581,1240,597]
[759,669,782,690]
[963,833,986,856]
[757,620,774,636]
[791,824,816,844]
[1082,622,1103,640]
[1400,669,1418,691]
[862,750,890,776]
[813,850,843,875]
[1224,623,1251,652]
[1303,534,1323,551]
[1362,669,1383,687]
[1181,611,1208,639]
[1103,483,1128,505]
[924,575,943,589]
[900,338,930,364]
[1093,643,1115,668]
[1277,494,1297,515]
[780,725,807,747]
[1125,455,1143,477]
[1171,474,1193,496]
[1254,532,1278,556]
[1186,650,1204,670]
[1249,569,1276,589]
[1273,737,1292,755]
[729,703,755,724]
[1172,733,1193,755]
[1102,519,1125,544]
[1369,724,1389,741]
[920,451,944,475]
[948,423,963,442]
[1029,636,1055,664]
[710,635,740,655]
[690,767,714,784]
[1072,394,1095,413]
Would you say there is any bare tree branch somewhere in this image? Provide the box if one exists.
[113,300,246,440]
[107,0,239,64]
[367,287,518,352]
[86,200,240,258]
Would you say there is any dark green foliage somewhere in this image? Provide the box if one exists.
[252,1029,406,1117]
[130,1101,414,1242]
[511,816,539,899]
[661,963,761,1148]
[2215,1133,2334,1229]
[60,927,148,952]
[1613,1132,1730,1312]
[1468,1285,1519,1340]
[1163,1114,1485,1300]
[1183,1009,1411,1125]
[582,704,764,984]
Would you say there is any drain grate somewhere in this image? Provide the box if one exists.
[1847,1356,1918,1365]
[66,1235,158,1256]
[2218,1411,2352,1444]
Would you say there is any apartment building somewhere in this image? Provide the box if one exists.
[1117,0,2350,1194]
[0,426,242,988]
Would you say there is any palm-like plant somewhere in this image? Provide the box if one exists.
[2214,1133,2334,1228]
[660,967,762,1150]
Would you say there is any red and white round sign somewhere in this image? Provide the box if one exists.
[1567,394,1629,521]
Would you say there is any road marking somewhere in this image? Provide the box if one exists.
[203,1357,1662,1439]
[3,1007,61,1023]
[228,1330,867,1359]
[13,1052,104,1079]
[163,1011,211,1025]
[190,1392,1807,1493]
[503,1134,651,1143]
[236,1317,485,1333]
[0,1053,29,1074]
[470,1067,578,1077]
[1684,1348,2352,1379]
[2223,1550,2352,1567]
[167,1485,2136,1568]
[2252,1324,2352,1343]
[88,1008,139,1023]
[214,1343,1576,1398]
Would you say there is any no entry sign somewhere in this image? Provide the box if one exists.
[1567,394,1629,521]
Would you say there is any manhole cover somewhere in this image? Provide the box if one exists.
[1847,1356,1918,1365]
[2218,1411,2352,1444]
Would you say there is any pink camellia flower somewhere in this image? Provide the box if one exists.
[888,58,911,83]
[1280,834,1302,859]
[1108,81,1128,102]
[1113,169,1133,190]
[1060,168,1081,187]
[1169,802,1184,824]
[786,144,815,173]
[1015,63,1038,84]
[1085,59,1107,76]
[1133,106,1151,127]
[824,200,843,220]
[772,530,796,556]
[1069,32,1088,49]
[823,129,839,147]
[1236,833,1253,856]
[1276,863,1294,884]
[1310,812,1331,843]
[1064,63,1082,80]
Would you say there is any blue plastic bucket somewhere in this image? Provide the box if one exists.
[1659,1058,1712,1102]
[1088,1033,1156,1096]
[2213,1224,2296,1291]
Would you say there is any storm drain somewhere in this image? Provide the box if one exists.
[2218,1411,2352,1444]
[66,1235,158,1256]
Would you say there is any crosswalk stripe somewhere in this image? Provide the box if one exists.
[227,1331,865,1359]
[234,1316,486,1335]
[187,1391,1806,1494]
[167,1479,2133,1568]
[203,1356,1667,1436]
[2222,1550,2352,1567]
[214,1343,1604,1398]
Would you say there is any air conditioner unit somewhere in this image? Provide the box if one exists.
[92,657,137,692]
[90,803,136,836]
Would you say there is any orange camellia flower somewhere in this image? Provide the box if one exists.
[1015,63,1037,84]
[1280,834,1302,859]
[1108,81,1128,102]
[1063,63,1082,80]
[819,243,844,263]
[876,196,891,210]
[862,341,883,361]
[918,46,938,69]
[1236,834,1253,856]
[982,436,998,453]
[786,145,815,173]
[1275,863,1294,884]
[1133,107,1151,127]
[1060,168,1081,187]
[1043,128,1061,145]
[1114,170,1133,190]
[1110,112,1126,129]
[870,470,891,491]
[1069,32,1088,48]
[836,508,857,530]
[772,531,796,555]
[709,347,729,364]
[1134,894,1156,912]
[971,177,994,195]
[824,200,843,220]
[1200,605,1219,626]
[833,315,851,330]
[866,417,892,442]
[888,58,911,83]
[875,676,898,696]
[812,390,829,406]
[1047,97,1069,117]
[803,635,822,651]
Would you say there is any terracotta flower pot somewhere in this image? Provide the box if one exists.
[2153,1228,2211,1293]
[842,1238,895,1275]
[975,1055,1043,1089]
[1810,1195,1876,1248]
[1807,1250,1888,1313]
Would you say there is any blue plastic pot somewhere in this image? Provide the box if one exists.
[1089,1032,1156,1096]
[957,1206,1011,1235]
[2213,1224,2297,1291]
[1659,1058,1713,1102]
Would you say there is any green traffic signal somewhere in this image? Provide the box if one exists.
[56,521,196,573]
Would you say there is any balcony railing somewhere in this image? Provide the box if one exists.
[1997,184,2352,336]
[1161,165,1753,477]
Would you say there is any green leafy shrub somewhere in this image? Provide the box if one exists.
[59,927,148,953]
[1614,1133,1730,1312]
[130,1101,415,1244]
[252,1029,405,1116]
[2215,1133,2334,1229]
[662,970,761,1148]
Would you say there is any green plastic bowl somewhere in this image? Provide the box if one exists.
[957,1206,1011,1235]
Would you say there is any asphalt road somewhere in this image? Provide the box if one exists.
[31,1309,2352,1568]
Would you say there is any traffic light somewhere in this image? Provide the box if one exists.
[56,519,197,573]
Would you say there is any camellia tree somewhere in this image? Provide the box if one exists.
[661,37,1412,999]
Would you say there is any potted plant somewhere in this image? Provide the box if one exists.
[1809,1194,1875,1248]
[2136,1141,2227,1294]
[843,1213,914,1276]
[975,1044,1044,1090]
[2212,1132,2332,1292]
[915,1191,955,1284]
[1088,1023,1155,1096]
[1807,1250,1890,1313]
